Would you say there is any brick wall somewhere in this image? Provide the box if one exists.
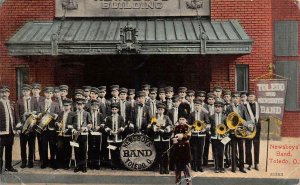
[272,0,300,137]
[210,0,273,91]
[0,0,55,99]
[0,0,299,136]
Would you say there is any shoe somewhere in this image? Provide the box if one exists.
[239,168,247,173]
[164,170,169,174]
[215,169,219,173]
[220,168,225,173]
[74,167,80,172]
[64,167,70,170]
[41,164,47,169]
[198,167,204,172]
[159,168,164,174]
[231,169,236,173]
[27,163,33,168]
[254,164,259,171]
[5,167,18,172]
[247,165,251,170]
[20,163,26,168]
[82,168,87,173]
[95,166,100,170]
[194,166,198,172]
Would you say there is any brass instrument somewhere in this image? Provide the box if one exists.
[192,120,206,131]
[226,112,256,139]
[235,122,257,139]
[226,112,245,130]
[57,119,65,136]
[216,123,229,136]
[150,116,161,128]
[22,113,38,135]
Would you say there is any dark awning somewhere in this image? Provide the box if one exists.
[7,18,253,55]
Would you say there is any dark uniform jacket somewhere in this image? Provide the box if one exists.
[105,114,125,142]
[167,107,180,125]
[209,113,227,139]
[188,111,210,136]
[131,103,151,133]
[73,110,92,130]
[37,99,60,130]
[15,97,37,123]
[0,99,16,135]
[56,111,75,136]
[148,114,173,141]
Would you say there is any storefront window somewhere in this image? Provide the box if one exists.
[16,67,29,98]
[235,64,249,92]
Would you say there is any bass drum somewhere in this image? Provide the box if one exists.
[120,133,156,171]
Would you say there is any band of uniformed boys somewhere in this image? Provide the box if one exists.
[0,83,261,183]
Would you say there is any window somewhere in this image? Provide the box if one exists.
[276,61,299,111]
[274,21,298,56]
[16,68,29,98]
[235,64,249,92]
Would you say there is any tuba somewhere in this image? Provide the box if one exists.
[235,122,257,139]
[226,112,256,139]
[226,112,245,130]
[192,120,206,131]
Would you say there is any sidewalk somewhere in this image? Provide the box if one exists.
[3,136,300,184]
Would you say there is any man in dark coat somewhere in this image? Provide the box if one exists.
[147,102,173,174]
[37,87,60,169]
[73,98,92,173]
[131,91,151,133]
[15,84,37,168]
[245,91,261,171]
[0,86,18,174]
[226,92,251,173]
[210,101,228,173]
[105,103,125,170]
[56,98,74,170]
[188,99,210,172]
[87,100,105,170]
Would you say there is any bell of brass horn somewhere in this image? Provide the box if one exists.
[192,120,206,131]
[226,112,245,130]
[216,123,228,135]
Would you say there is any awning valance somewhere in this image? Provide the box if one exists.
[7,18,253,55]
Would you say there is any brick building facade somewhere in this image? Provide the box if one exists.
[0,0,299,137]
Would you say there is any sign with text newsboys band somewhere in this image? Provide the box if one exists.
[55,0,211,17]
[256,79,288,120]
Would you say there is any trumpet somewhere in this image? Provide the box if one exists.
[192,120,206,131]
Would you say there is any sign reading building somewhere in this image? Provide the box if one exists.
[56,0,210,17]
[256,79,288,120]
